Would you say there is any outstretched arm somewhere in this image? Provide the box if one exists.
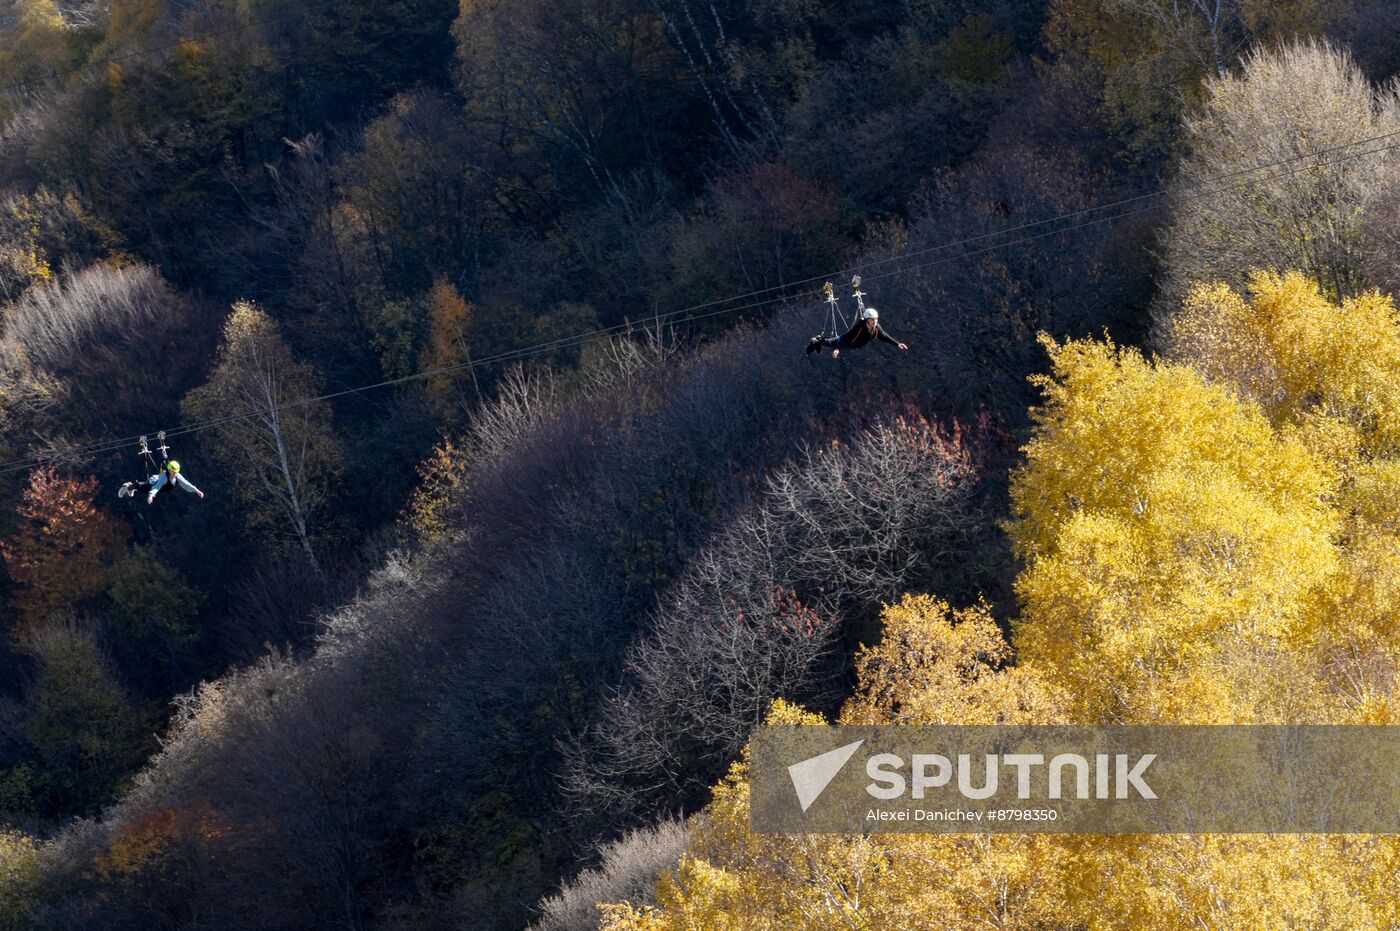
[173,474,205,498]
[876,327,909,350]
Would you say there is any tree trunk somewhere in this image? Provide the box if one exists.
[262,378,324,577]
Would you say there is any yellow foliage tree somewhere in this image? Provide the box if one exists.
[1167,270,1400,701]
[1170,271,1400,458]
[182,302,341,575]
[400,438,471,545]
[0,829,43,931]
[1011,335,1340,722]
[841,595,1062,727]
[1005,309,1400,926]
[601,595,1400,928]
[0,188,107,304]
[422,278,479,417]
[602,598,1076,931]
[0,2,70,120]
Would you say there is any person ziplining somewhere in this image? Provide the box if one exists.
[805,276,909,359]
[117,432,205,506]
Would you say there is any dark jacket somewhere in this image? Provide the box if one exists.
[837,318,900,350]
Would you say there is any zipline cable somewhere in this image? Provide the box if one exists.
[861,134,1400,289]
[5,130,1396,473]
[595,126,1400,323]
[3,129,1398,475]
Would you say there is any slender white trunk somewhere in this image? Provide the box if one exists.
[262,372,323,576]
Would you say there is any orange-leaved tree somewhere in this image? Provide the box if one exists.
[0,467,128,635]
[423,277,479,412]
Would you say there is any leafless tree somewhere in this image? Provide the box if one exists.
[464,363,561,466]
[1154,40,1400,335]
[0,262,214,458]
[1,262,183,377]
[564,412,984,818]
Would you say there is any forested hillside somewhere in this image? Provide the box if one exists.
[0,0,1396,928]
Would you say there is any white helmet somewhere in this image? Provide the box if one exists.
[862,307,879,321]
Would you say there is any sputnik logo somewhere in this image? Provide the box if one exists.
[788,739,865,812]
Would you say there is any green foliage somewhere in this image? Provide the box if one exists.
[942,13,1017,86]
[1043,0,1368,161]
[783,22,1010,216]
[367,297,421,380]
[454,0,694,202]
[249,0,458,128]
[24,626,153,816]
[89,39,282,276]
[0,2,84,121]
[0,767,38,816]
[108,547,203,648]
[664,162,848,312]
[0,187,109,303]
[335,92,491,301]
[84,0,165,64]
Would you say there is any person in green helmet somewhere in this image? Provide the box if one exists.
[118,459,205,505]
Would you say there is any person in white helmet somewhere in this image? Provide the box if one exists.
[805,305,908,359]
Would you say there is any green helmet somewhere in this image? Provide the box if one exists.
[167,460,181,473]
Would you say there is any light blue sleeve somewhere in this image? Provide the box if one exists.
[173,473,202,495]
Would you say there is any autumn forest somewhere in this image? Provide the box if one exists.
[0,0,1398,928]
